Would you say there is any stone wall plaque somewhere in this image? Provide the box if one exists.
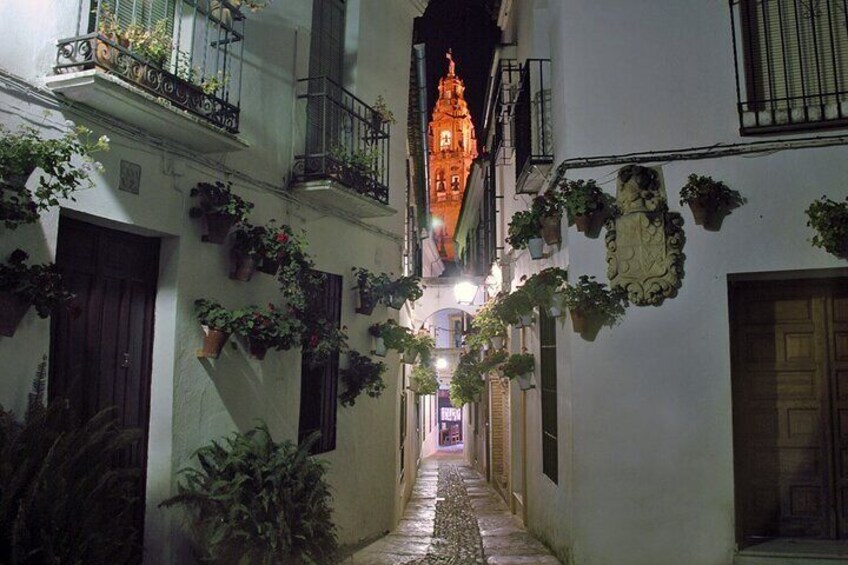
[119,160,141,195]
[605,165,684,306]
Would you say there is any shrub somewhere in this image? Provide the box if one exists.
[0,249,73,317]
[806,195,848,256]
[340,351,387,407]
[410,364,439,395]
[501,353,535,379]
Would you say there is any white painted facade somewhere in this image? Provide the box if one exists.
[467,1,848,564]
[0,0,422,562]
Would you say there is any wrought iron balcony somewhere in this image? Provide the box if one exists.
[730,0,848,133]
[53,0,244,134]
[293,77,390,206]
[514,59,553,194]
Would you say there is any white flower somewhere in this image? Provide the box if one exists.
[64,119,76,128]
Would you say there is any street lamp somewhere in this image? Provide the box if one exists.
[435,357,449,370]
[454,280,478,305]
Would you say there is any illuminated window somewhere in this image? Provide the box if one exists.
[440,130,451,150]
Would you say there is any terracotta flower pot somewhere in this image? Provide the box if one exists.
[573,213,593,233]
[248,338,271,360]
[570,309,588,333]
[688,198,712,226]
[516,373,535,391]
[198,327,230,359]
[202,212,237,244]
[517,314,534,328]
[540,215,562,245]
[527,237,545,260]
[229,249,256,281]
[0,292,31,337]
[356,289,377,315]
[256,256,281,276]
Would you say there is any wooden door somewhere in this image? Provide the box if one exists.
[49,217,159,524]
[731,279,848,543]
[830,290,848,537]
[489,377,510,501]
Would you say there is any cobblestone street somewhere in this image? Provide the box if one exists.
[345,453,560,565]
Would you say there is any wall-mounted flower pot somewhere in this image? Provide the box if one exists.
[202,212,238,244]
[517,314,534,328]
[403,350,418,364]
[516,373,535,391]
[356,289,377,315]
[198,327,230,359]
[490,335,505,350]
[540,215,562,245]
[548,293,565,318]
[256,257,281,276]
[372,336,387,357]
[687,198,728,231]
[527,237,545,260]
[570,309,588,333]
[572,213,594,233]
[248,338,271,360]
[388,294,407,310]
[0,292,31,337]
[229,249,256,281]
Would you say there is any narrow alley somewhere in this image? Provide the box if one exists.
[347,451,560,565]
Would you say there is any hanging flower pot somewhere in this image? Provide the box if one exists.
[490,335,505,350]
[229,249,256,281]
[402,349,419,364]
[256,256,281,276]
[388,294,407,310]
[572,213,594,233]
[527,237,545,260]
[203,212,238,244]
[570,309,588,333]
[548,292,566,318]
[540,215,562,245]
[373,336,387,357]
[517,314,534,328]
[248,337,272,360]
[356,289,378,315]
[0,291,31,337]
[516,373,535,391]
[198,326,230,359]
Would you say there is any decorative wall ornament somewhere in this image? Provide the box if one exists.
[605,165,685,306]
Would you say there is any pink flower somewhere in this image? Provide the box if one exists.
[310,334,319,348]
[276,232,289,244]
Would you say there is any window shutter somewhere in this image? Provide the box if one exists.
[101,0,175,31]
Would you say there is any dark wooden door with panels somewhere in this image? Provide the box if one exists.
[731,278,848,544]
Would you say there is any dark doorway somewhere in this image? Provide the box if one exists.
[731,277,848,544]
[49,216,160,534]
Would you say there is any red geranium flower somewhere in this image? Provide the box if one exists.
[310,334,319,348]
[276,232,289,244]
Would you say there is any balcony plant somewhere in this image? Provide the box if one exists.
[194,298,240,358]
[560,179,611,233]
[502,352,535,390]
[231,304,304,360]
[679,174,745,231]
[371,95,396,128]
[449,349,485,407]
[161,425,337,565]
[383,274,424,309]
[468,299,507,350]
[351,267,392,315]
[339,351,387,407]
[562,275,628,333]
[507,210,544,259]
[531,190,565,245]
[329,145,381,190]
[404,331,435,365]
[1,362,141,565]
[368,319,410,357]
[410,363,439,395]
[189,181,253,244]
[806,195,848,258]
[520,267,569,318]
[0,249,74,337]
[98,11,172,68]
[1,124,108,230]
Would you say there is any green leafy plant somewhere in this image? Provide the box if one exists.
[410,364,439,395]
[231,303,304,351]
[351,267,392,312]
[339,351,387,406]
[679,174,745,210]
[189,181,253,221]
[559,179,611,222]
[806,195,848,257]
[383,274,424,307]
[531,189,565,219]
[372,95,396,125]
[161,424,337,565]
[449,349,485,407]
[477,349,508,375]
[0,249,73,317]
[467,299,507,349]
[563,275,628,326]
[194,298,240,333]
[495,288,535,327]
[1,124,109,229]
[301,317,349,368]
[369,319,412,352]
[506,210,541,250]
[519,267,568,312]
[0,360,141,564]
[330,146,381,176]
[501,352,535,380]
[406,332,435,364]
[230,221,267,259]
[99,10,173,67]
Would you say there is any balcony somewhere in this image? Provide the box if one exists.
[514,59,553,194]
[46,0,246,153]
[290,77,395,218]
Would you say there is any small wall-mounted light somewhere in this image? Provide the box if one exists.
[454,280,478,305]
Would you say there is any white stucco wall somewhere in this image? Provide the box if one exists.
[0,0,418,561]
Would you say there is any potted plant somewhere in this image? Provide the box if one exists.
[498,288,535,328]
[477,349,508,376]
[1,124,109,230]
[469,299,508,350]
[531,190,565,245]
[351,267,391,315]
[189,181,253,244]
[520,267,569,318]
[194,298,239,358]
[371,95,396,129]
[507,210,544,259]
[228,222,263,281]
[160,424,337,565]
[257,222,303,275]
[409,363,439,395]
[449,349,485,407]
[0,249,74,337]
[562,275,628,333]
[230,304,304,360]
[368,320,410,357]
[339,351,387,407]
[806,195,848,258]
[502,352,536,390]
[301,316,349,368]
[383,274,424,310]
[679,174,745,230]
[560,179,610,233]
[404,331,435,365]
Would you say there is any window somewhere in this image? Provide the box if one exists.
[440,130,452,150]
[450,175,460,192]
[298,271,342,454]
[733,0,848,132]
[539,311,558,483]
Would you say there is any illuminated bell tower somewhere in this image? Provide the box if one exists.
[429,50,478,263]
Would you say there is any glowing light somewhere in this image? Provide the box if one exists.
[436,357,449,370]
[431,217,444,229]
[454,280,478,305]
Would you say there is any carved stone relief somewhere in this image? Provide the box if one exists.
[605,165,684,306]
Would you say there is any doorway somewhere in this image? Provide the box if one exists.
[49,217,160,532]
[731,277,848,544]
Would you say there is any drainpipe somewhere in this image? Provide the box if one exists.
[413,43,430,229]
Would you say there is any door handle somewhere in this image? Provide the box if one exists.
[121,353,130,368]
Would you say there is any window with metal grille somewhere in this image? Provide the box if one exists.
[298,271,342,455]
[540,311,558,483]
[732,0,848,132]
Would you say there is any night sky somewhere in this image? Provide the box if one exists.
[417,0,500,140]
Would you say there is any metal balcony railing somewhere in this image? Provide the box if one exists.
[294,77,390,205]
[514,59,553,183]
[730,0,848,133]
[55,0,244,132]
[490,59,521,157]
